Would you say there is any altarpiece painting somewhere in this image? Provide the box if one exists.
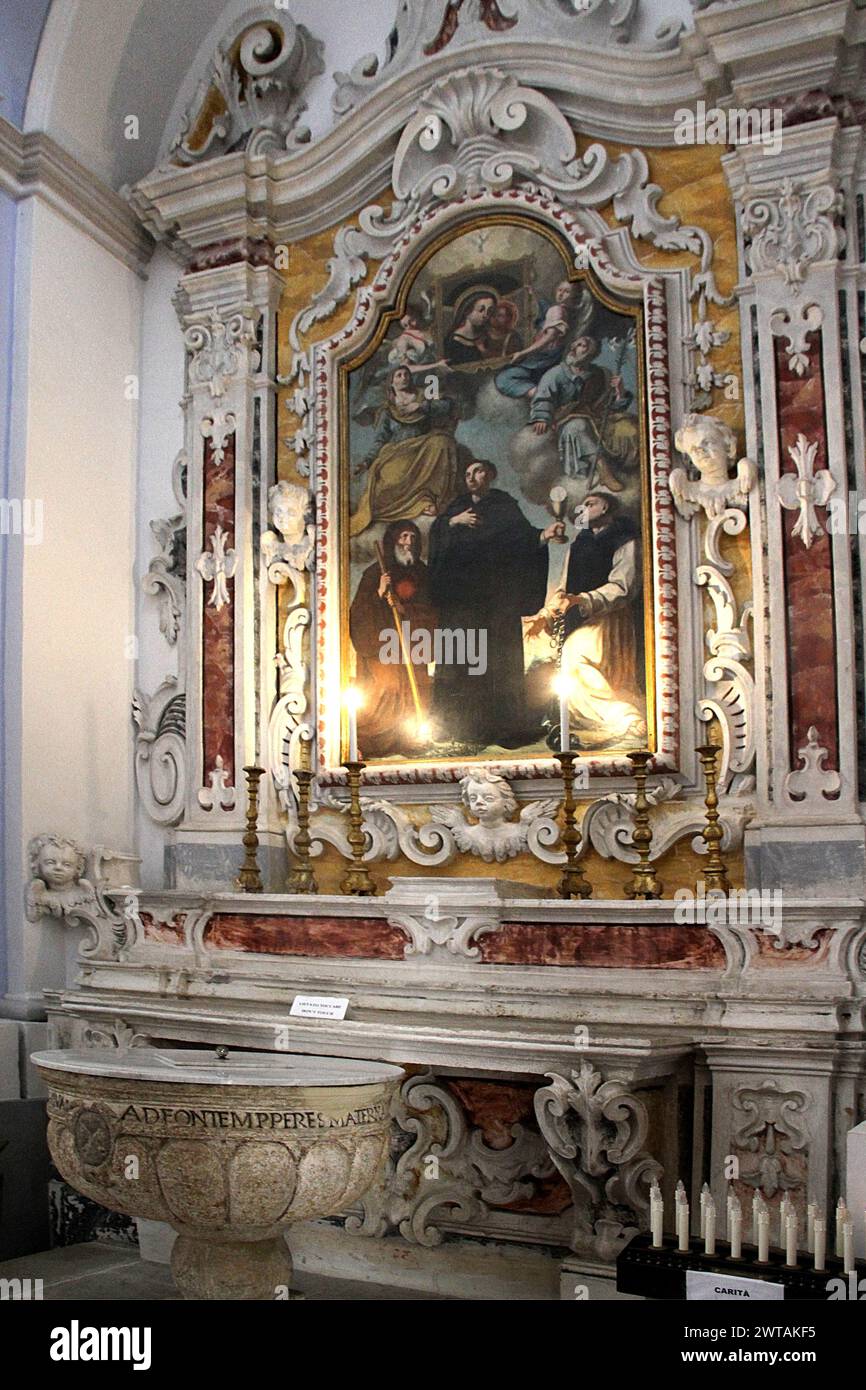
[337,216,653,766]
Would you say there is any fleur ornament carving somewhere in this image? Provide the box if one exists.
[785,726,841,803]
[184,312,257,399]
[195,526,237,611]
[777,434,835,550]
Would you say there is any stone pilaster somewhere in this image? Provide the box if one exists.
[724,117,866,895]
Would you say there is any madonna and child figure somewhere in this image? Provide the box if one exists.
[345,221,648,761]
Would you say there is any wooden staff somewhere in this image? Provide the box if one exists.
[375,539,424,727]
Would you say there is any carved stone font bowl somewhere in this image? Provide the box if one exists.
[33,1048,404,1300]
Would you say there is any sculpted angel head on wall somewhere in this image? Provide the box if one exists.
[26,834,96,921]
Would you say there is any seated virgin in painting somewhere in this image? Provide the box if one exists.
[350,367,460,536]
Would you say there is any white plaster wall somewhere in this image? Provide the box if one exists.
[5,197,141,1002]
[134,244,185,889]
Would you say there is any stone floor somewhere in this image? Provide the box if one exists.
[0,1242,452,1300]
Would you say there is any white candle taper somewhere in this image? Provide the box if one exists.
[752,1192,761,1243]
[650,1180,663,1248]
[554,674,571,751]
[344,687,361,761]
[843,1219,855,1274]
[700,1182,711,1239]
[779,1194,793,1247]
[705,1198,716,1256]
[806,1202,817,1253]
[813,1216,826,1272]
[677,1200,690,1252]
[730,1206,742,1260]
[675,1179,687,1206]
[757,1211,769,1263]
[836,1197,848,1258]
[785,1212,798,1267]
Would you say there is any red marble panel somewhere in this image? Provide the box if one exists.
[775,333,839,770]
[202,434,236,785]
[482,923,726,968]
[443,1078,571,1215]
[203,914,407,959]
[140,912,186,945]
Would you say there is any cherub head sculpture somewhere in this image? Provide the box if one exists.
[459,769,518,828]
[674,413,738,487]
[262,480,315,579]
[26,834,95,921]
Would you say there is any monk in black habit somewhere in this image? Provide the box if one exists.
[428,459,564,747]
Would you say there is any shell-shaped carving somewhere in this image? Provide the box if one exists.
[228,1142,298,1227]
[286,1138,354,1221]
[156,1140,228,1226]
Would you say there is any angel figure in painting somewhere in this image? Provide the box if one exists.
[670,414,756,520]
[495,280,593,398]
[430,768,560,863]
[26,834,96,922]
[351,367,460,536]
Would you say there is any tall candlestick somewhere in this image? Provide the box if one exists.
[785,1212,798,1267]
[757,1212,769,1263]
[730,1207,742,1260]
[813,1216,826,1271]
[625,750,662,899]
[843,1219,855,1274]
[677,1200,690,1252]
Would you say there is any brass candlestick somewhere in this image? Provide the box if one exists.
[287,739,318,893]
[625,749,662,900]
[696,743,731,895]
[340,760,375,896]
[237,765,265,893]
[556,750,592,899]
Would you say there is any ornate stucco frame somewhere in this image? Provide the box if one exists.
[312,190,682,789]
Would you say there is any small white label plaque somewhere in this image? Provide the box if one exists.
[289,995,349,1020]
[686,1270,784,1301]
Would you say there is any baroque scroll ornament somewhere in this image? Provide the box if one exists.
[169,10,325,164]
[184,311,258,399]
[670,414,757,790]
[535,1062,662,1261]
[332,0,692,115]
[283,66,728,470]
[141,452,187,646]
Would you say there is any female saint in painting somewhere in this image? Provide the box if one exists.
[350,366,460,536]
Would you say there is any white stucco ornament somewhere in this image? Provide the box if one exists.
[430,769,559,863]
[261,480,315,585]
[671,413,756,520]
[26,835,96,922]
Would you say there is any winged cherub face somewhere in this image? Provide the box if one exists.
[464,778,509,827]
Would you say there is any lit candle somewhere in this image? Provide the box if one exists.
[785,1212,798,1267]
[705,1198,716,1256]
[554,674,571,751]
[730,1206,742,1260]
[299,730,311,771]
[677,1200,690,1252]
[757,1211,769,1263]
[806,1202,817,1253]
[344,687,361,762]
[844,1220,855,1275]
[650,1182,664,1248]
[813,1216,826,1272]
[836,1197,848,1258]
